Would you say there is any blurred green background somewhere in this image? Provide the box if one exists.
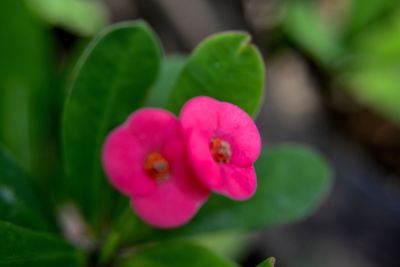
[1,0,400,266]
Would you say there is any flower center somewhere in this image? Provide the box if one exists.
[210,138,231,163]
[144,152,170,180]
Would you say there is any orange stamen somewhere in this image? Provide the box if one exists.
[210,138,231,163]
[144,152,170,180]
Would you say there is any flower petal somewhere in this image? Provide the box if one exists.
[126,108,180,152]
[163,139,210,200]
[187,131,222,189]
[180,96,261,167]
[216,164,257,200]
[131,182,201,228]
[131,135,209,229]
[216,101,261,166]
[180,96,219,138]
[102,127,157,197]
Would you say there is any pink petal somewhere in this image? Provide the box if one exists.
[132,140,209,228]
[102,127,157,197]
[216,101,261,166]
[216,164,257,200]
[180,96,261,199]
[103,107,209,228]
[126,108,180,152]
[186,131,222,189]
[131,181,203,228]
[180,96,261,167]
[162,139,209,200]
[180,96,219,138]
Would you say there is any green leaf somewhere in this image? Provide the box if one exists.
[0,220,84,267]
[115,241,238,267]
[26,0,109,36]
[145,55,187,108]
[166,32,265,117]
[343,0,398,37]
[344,64,400,123]
[0,0,59,189]
[0,148,53,232]
[0,0,48,89]
[282,1,342,67]
[349,11,400,62]
[341,11,400,124]
[256,257,276,267]
[62,21,162,231]
[136,145,332,240]
[0,0,51,173]
[191,230,247,260]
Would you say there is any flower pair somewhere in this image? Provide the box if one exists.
[102,96,261,228]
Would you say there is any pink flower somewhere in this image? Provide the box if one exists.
[102,108,209,228]
[180,96,261,200]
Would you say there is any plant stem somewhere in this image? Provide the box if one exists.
[98,230,120,265]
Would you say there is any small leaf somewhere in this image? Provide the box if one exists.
[0,148,53,231]
[0,220,84,267]
[62,21,162,231]
[115,241,238,267]
[256,257,276,267]
[166,32,265,116]
[26,0,109,36]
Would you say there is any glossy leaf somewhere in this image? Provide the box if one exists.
[26,0,109,36]
[116,241,238,267]
[0,220,84,267]
[145,55,186,108]
[135,145,332,240]
[62,21,162,230]
[166,32,265,116]
[0,148,53,231]
[256,257,276,267]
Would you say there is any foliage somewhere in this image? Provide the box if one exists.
[0,220,84,267]
[26,0,109,36]
[282,0,400,124]
[0,3,333,265]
